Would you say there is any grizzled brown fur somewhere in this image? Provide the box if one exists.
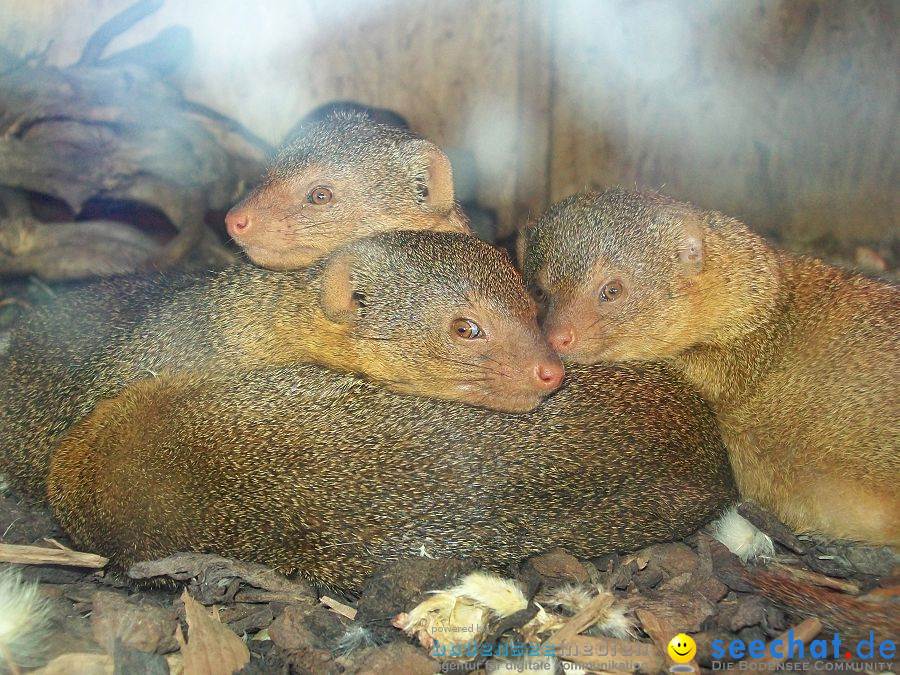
[747,567,899,643]
[48,361,737,591]
[1,231,560,499]
[226,111,469,269]
[521,188,900,546]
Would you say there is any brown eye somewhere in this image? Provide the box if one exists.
[307,186,333,205]
[452,318,482,339]
[600,280,624,302]
[531,286,547,303]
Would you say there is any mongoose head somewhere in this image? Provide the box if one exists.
[313,230,564,411]
[226,112,470,269]
[519,188,777,363]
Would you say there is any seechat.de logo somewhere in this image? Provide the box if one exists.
[711,631,896,670]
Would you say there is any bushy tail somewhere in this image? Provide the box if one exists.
[748,567,900,643]
[0,568,52,673]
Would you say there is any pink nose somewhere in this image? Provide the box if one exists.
[547,327,576,353]
[532,359,564,391]
[225,206,253,239]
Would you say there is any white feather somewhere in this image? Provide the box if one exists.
[0,568,53,672]
[710,506,775,562]
[539,584,635,639]
[335,624,378,654]
[443,571,528,618]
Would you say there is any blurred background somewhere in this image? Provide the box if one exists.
[0,0,896,273]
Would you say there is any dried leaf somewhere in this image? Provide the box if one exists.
[175,590,249,675]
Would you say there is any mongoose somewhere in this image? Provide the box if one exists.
[0,230,563,499]
[225,111,470,269]
[519,188,900,546]
[47,361,737,591]
[283,100,412,140]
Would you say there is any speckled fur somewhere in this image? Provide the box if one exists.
[234,111,468,269]
[0,231,553,499]
[521,188,900,546]
[47,361,736,591]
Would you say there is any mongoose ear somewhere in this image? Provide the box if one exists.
[319,252,360,325]
[416,143,456,215]
[678,216,705,274]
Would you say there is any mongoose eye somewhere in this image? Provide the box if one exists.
[307,186,334,205]
[600,280,624,302]
[531,286,547,304]
[452,318,482,339]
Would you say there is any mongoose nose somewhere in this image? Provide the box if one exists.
[225,206,253,239]
[547,328,576,353]
[533,360,564,391]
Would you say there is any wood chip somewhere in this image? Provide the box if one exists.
[545,591,615,646]
[91,591,179,654]
[320,595,357,620]
[231,588,317,605]
[636,608,700,673]
[626,589,715,633]
[541,592,666,671]
[267,606,319,652]
[352,642,435,675]
[176,590,249,675]
[770,563,860,594]
[708,538,756,592]
[531,547,592,582]
[0,543,108,568]
[693,533,714,578]
[743,618,822,668]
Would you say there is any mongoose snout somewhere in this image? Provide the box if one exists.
[533,361,564,390]
[224,204,251,236]
[443,323,564,412]
[542,301,645,364]
[545,325,575,354]
[227,111,469,270]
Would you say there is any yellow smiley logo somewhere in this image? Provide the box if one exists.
[668,633,696,663]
